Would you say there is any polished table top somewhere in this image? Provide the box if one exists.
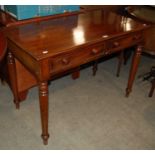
[5,9,149,60]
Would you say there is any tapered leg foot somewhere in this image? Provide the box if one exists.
[125,88,131,97]
[14,100,20,109]
[41,134,50,145]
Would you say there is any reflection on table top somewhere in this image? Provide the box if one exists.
[5,9,148,60]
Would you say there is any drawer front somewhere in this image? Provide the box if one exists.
[50,43,105,74]
[106,32,142,53]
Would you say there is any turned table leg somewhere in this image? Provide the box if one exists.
[149,79,155,97]
[39,81,49,145]
[72,67,80,80]
[93,60,98,76]
[7,51,20,109]
[126,45,142,97]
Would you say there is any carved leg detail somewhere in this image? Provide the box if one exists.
[39,81,49,145]
[126,45,142,97]
[7,51,20,109]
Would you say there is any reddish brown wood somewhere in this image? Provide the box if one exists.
[39,81,49,145]
[18,90,29,102]
[0,9,82,27]
[3,9,149,145]
[126,45,143,97]
[149,79,155,97]
[0,31,7,61]
[71,67,80,80]
[14,58,37,93]
[8,12,82,27]
[116,51,124,77]
[7,51,20,109]
[93,60,98,76]
[0,10,17,26]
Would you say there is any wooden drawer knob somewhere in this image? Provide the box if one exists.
[133,35,139,40]
[113,41,120,47]
[92,48,100,55]
[61,58,70,65]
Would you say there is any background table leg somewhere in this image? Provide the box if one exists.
[126,45,142,97]
[7,51,20,109]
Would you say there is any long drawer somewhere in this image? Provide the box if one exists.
[106,32,143,54]
[49,32,143,75]
[50,42,105,74]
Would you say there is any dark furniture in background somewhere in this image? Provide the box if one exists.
[0,31,7,61]
[126,6,155,97]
